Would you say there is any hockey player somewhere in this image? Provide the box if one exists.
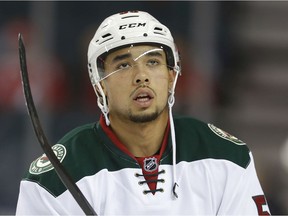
[16,11,270,215]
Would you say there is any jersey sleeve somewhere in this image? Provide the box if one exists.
[16,180,84,215]
[217,152,270,215]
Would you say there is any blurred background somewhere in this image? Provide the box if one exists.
[0,1,287,214]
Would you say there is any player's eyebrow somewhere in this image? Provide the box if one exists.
[145,51,163,58]
[133,49,164,61]
[111,49,164,63]
[112,53,131,63]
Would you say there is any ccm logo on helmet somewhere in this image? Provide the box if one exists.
[119,23,146,30]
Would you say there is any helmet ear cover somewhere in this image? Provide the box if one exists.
[96,42,175,78]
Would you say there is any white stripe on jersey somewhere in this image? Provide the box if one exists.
[16,152,267,215]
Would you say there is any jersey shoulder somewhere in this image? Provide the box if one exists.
[173,116,251,168]
[21,121,138,197]
[58,122,97,144]
[22,122,100,196]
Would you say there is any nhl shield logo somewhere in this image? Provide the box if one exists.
[143,157,158,172]
[29,144,66,175]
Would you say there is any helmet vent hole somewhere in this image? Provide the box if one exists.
[121,36,126,40]
[98,33,113,45]
[153,27,166,36]
[102,33,112,38]
[143,33,148,37]
[122,15,139,19]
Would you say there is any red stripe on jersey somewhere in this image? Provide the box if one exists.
[100,114,170,193]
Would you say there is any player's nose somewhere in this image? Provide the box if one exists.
[132,63,150,85]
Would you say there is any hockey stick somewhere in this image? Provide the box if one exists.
[18,33,97,216]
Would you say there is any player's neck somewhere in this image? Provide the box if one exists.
[109,111,169,157]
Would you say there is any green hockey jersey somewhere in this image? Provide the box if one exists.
[16,116,270,215]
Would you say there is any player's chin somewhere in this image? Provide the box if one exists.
[128,111,159,123]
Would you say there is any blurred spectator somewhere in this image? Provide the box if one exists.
[0,18,70,112]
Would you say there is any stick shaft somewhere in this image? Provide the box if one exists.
[18,33,97,216]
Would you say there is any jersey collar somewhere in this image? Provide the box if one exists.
[99,114,170,161]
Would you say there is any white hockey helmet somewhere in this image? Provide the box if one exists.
[87,10,180,84]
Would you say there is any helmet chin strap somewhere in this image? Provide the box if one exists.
[95,82,110,126]
[168,66,180,199]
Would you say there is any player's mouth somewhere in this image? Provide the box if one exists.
[132,90,154,107]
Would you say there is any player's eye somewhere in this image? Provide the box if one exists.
[116,62,131,70]
[147,59,159,66]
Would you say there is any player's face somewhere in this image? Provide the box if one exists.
[100,45,175,123]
